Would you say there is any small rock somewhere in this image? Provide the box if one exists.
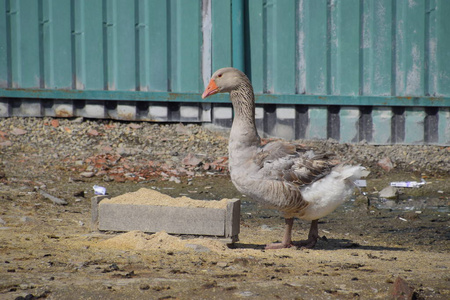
[50,119,59,128]
[11,128,27,135]
[128,123,142,129]
[103,175,114,182]
[71,116,84,123]
[379,186,398,199]
[0,217,5,225]
[152,285,170,291]
[169,176,181,184]
[102,263,120,273]
[260,225,272,231]
[0,141,12,147]
[101,146,113,153]
[0,130,8,140]
[390,276,415,300]
[80,172,95,178]
[216,262,228,268]
[73,191,85,197]
[15,294,36,300]
[185,244,211,253]
[201,281,218,289]
[175,123,192,135]
[378,157,394,172]
[182,153,202,167]
[87,129,99,136]
[20,216,33,223]
[236,291,255,297]
[139,284,150,290]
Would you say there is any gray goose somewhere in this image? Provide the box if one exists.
[202,67,367,249]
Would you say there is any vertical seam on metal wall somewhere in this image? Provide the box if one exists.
[358,0,364,96]
[166,0,172,92]
[102,0,108,90]
[424,0,431,97]
[70,0,76,90]
[294,0,299,95]
[262,0,268,94]
[38,0,45,88]
[326,0,331,95]
[134,0,140,91]
[5,0,12,87]
[390,0,396,96]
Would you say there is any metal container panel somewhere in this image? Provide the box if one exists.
[0,0,449,145]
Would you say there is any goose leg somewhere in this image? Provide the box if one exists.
[296,219,319,249]
[265,218,294,249]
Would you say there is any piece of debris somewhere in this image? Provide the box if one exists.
[378,157,394,172]
[185,244,211,253]
[93,185,106,195]
[379,186,398,199]
[71,116,84,123]
[20,216,33,223]
[175,123,192,135]
[11,128,27,135]
[354,180,367,187]
[390,179,426,188]
[182,153,202,167]
[50,119,59,128]
[73,191,85,197]
[80,171,95,178]
[0,140,12,147]
[390,276,416,300]
[39,190,68,205]
[128,123,142,129]
[169,176,181,184]
[87,129,99,136]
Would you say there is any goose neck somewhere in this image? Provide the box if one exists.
[229,84,260,148]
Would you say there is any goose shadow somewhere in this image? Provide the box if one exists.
[230,238,408,252]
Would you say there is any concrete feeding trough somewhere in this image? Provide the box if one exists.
[91,188,240,243]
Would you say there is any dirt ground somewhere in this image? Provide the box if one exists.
[0,119,449,300]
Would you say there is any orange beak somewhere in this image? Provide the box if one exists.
[202,79,219,99]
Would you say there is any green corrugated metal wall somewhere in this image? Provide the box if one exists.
[0,0,449,144]
[0,0,204,92]
[243,0,450,97]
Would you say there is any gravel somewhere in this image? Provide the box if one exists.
[0,117,449,184]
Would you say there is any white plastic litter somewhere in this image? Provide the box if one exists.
[93,185,107,195]
[354,180,367,187]
[390,179,426,188]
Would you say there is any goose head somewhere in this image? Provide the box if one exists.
[202,67,249,99]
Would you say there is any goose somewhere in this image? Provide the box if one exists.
[202,67,367,249]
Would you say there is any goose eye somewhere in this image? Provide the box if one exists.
[217,74,222,78]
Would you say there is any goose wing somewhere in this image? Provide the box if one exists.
[253,141,339,188]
